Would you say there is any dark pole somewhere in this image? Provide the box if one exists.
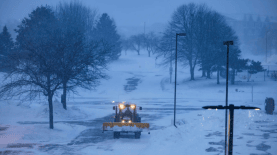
[264,70,265,81]
[174,33,186,128]
[225,44,229,155]
[170,52,172,83]
[265,31,268,62]
[228,105,234,155]
[174,33,178,128]
[252,81,254,102]
[144,22,145,35]
[223,41,233,155]
[170,27,173,84]
[267,66,269,76]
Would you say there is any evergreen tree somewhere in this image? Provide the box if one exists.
[93,13,121,60]
[0,26,14,56]
[247,60,264,81]
[230,58,248,84]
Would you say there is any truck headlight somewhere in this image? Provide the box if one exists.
[122,120,125,123]
[119,104,125,109]
[130,104,136,109]
[128,120,132,123]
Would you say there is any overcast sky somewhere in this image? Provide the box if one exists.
[0,0,277,36]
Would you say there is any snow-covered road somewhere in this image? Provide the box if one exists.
[1,98,276,155]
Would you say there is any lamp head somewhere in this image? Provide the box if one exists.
[177,33,186,36]
[223,41,233,45]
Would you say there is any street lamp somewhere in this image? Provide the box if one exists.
[202,105,260,155]
[223,40,233,155]
[266,30,269,63]
[174,33,186,128]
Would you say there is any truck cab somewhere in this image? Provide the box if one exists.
[103,102,149,139]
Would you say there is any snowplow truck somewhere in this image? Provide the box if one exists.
[103,103,150,139]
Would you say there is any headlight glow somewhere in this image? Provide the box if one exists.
[128,120,132,123]
[122,120,125,123]
[119,104,125,109]
[130,104,136,109]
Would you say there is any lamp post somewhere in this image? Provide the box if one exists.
[223,40,233,155]
[174,33,186,128]
[202,105,260,155]
[170,51,173,83]
[265,30,269,63]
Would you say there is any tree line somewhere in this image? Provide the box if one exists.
[157,3,264,84]
[122,3,264,84]
[0,2,121,129]
[122,32,159,57]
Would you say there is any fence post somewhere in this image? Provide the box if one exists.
[267,66,269,77]
[264,70,265,81]
[252,83,253,102]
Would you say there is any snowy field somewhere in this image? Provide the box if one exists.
[0,51,277,155]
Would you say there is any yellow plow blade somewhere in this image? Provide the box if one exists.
[103,122,150,132]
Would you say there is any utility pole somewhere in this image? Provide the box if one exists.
[252,81,254,102]
[223,41,233,155]
[170,27,173,83]
[170,52,173,83]
[267,65,269,76]
[266,30,269,63]
[264,70,265,81]
[144,22,145,35]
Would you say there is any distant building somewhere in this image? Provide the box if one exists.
[225,14,277,56]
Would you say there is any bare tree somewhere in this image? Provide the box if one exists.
[155,27,176,83]
[129,34,144,55]
[0,4,110,130]
[121,38,132,55]
[55,1,107,110]
[0,6,61,129]
[166,3,200,80]
[144,32,159,57]
[157,3,241,82]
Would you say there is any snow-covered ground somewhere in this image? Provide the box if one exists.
[0,51,277,155]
